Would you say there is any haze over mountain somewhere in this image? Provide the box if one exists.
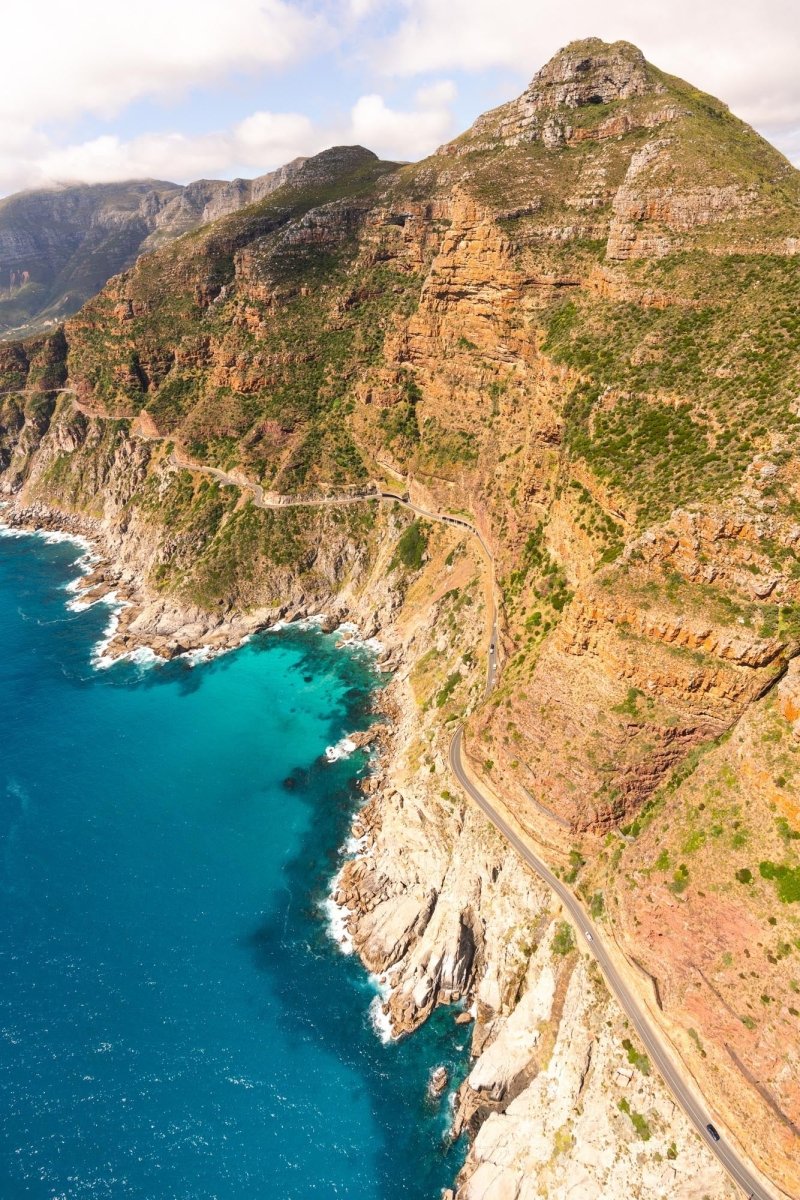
[1,37,799,1200]
[0,153,356,341]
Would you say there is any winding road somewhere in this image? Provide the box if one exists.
[170,450,773,1200]
[448,730,770,1200]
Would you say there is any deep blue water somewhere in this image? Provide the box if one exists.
[0,530,467,1199]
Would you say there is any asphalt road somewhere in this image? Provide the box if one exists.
[448,728,771,1200]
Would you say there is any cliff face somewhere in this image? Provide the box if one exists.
[0,149,389,342]
[0,180,188,340]
[1,37,799,1198]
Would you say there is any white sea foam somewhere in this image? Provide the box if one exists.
[181,645,216,667]
[126,646,165,667]
[66,589,105,613]
[271,613,328,634]
[325,736,358,763]
[179,632,252,667]
[90,595,130,669]
[333,621,385,658]
[367,973,396,1044]
[0,521,136,667]
[0,523,91,553]
[344,833,366,855]
[39,530,93,552]
[321,891,355,956]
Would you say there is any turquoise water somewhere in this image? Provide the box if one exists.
[0,530,467,1199]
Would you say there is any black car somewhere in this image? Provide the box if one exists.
[706,1123,721,1142]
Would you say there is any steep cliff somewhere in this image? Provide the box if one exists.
[1,37,799,1199]
[0,149,390,341]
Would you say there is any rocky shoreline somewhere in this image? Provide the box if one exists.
[0,493,741,1200]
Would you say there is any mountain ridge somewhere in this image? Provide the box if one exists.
[0,146,389,341]
[1,37,799,1200]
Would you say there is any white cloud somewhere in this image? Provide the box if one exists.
[0,87,456,194]
[349,91,454,160]
[0,0,333,194]
[0,0,326,128]
[415,79,458,108]
[32,112,320,188]
[348,0,379,16]
[0,0,796,195]
[375,0,800,162]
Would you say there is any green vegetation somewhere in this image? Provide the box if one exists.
[565,849,585,884]
[777,818,800,844]
[390,520,429,572]
[669,863,690,894]
[552,1125,574,1157]
[552,921,576,956]
[618,1098,652,1141]
[621,1037,651,1075]
[759,861,800,904]
[613,687,644,718]
[417,417,478,473]
[436,671,462,708]
[542,253,800,523]
[380,372,422,451]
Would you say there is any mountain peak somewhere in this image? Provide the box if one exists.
[525,38,661,109]
[440,37,669,155]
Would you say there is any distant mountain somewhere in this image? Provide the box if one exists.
[0,153,333,341]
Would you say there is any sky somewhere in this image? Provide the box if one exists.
[1,0,798,197]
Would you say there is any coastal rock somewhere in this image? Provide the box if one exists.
[429,1065,449,1098]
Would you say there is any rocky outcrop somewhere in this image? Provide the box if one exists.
[444,39,669,155]
[455,956,738,1200]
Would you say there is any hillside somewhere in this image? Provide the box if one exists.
[1,37,798,1199]
[0,152,341,341]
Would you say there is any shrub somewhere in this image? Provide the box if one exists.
[391,520,428,571]
[622,1037,651,1075]
[670,864,690,894]
[552,921,576,956]
[618,1098,652,1141]
[436,672,461,708]
[759,861,800,903]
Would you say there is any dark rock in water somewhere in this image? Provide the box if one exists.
[282,768,308,791]
[282,766,310,792]
[304,675,313,683]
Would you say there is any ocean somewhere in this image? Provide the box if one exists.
[0,527,468,1199]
